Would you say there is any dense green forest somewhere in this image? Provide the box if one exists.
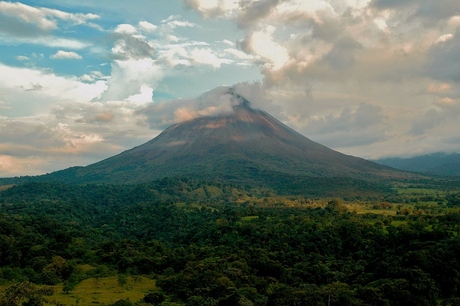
[0,178,460,305]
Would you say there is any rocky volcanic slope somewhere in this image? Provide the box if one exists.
[43,97,408,190]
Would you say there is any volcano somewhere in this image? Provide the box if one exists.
[41,90,408,195]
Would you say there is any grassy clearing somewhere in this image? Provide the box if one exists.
[47,275,156,306]
[346,202,398,215]
[0,184,14,191]
[240,215,259,221]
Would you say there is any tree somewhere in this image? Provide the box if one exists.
[0,281,54,306]
[143,292,165,305]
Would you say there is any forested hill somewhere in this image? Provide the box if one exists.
[374,152,460,176]
[1,179,460,305]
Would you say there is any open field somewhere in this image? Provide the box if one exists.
[0,275,157,306]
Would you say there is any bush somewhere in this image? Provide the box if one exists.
[144,292,165,305]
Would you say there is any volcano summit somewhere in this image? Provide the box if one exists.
[38,89,408,195]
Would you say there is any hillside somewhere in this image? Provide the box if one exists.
[375,152,460,176]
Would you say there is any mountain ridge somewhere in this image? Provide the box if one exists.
[374,152,460,176]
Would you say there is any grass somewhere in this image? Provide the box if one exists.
[0,184,14,191]
[47,275,156,306]
[241,215,259,221]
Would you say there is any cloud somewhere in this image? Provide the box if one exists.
[0,1,101,36]
[426,31,460,82]
[0,1,58,32]
[0,97,158,177]
[301,103,387,147]
[222,39,234,46]
[114,23,138,34]
[0,101,10,110]
[322,37,362,71]
[164,19,196,29]
[190,48,233,68]
[410,96,460,136]
[183,0,239,19]
[0,155,47,177]
[95,22,164,102]
[0,1,98,50]
[410,109,445,136]
[16,55,29,61]
[240,25,289,70]
[23,82,45,91]
[370,0,460,24]
[0,119,67,152]
[436,34,454,44]
[50,50,83,60]
[236,0,286,28]
[0,63,107,116]
[138,21,157,32]
[111,32,155,60]
[96,58,162,103]
[79,71,107,83]
[96,16,240,103]
[140,85,248,129]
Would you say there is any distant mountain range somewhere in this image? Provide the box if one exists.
[374,152,460,176]
[0,89,418,195]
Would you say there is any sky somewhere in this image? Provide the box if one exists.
[1,0,460,177]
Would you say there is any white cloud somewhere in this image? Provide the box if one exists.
[79,71,107,83]
[243,25,289,70]
[183,0,239,18]
[97,58,163,102]
[0,63,107,116]
[0,1,101,35]
[436,33,454,43]
[165,20,196,29]
[225,48,254,60]
[166,35,180,42]
[80,74,95,82]
[114,23,138,34]
[127,84,154,104]
[190,48,233,68]
[223,39,234,46]
[50,50,83,60]
[0,34,90,49]
[138,21,157,32]
[0,1,57,31]
[16,55,29,61]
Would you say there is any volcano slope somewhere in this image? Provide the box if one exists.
[39,97,412,196]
